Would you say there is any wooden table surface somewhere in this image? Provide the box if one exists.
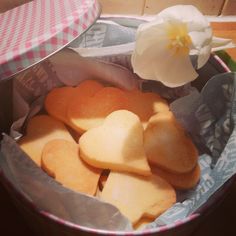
[0,21,236,236]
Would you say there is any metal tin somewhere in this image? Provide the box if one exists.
[0,6,235,235]
[0,54,233,236]
[0,0,101,81]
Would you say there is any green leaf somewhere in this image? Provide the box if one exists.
[215,50,236,72]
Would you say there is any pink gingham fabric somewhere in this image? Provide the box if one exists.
[0,0,100,81]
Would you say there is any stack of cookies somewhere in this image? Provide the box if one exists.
[19,79,199,229]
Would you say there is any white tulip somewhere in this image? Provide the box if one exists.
[131,5,235,87]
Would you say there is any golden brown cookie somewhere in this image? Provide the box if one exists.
[79,110,151,176]
[151,164,201,190]
[67,84,129,134]
[100,171,176,225]
[19,115,74,166]
[126,89,169,127]
[42,139,101,195]
[144,111,198,174]
[44,86,75,124]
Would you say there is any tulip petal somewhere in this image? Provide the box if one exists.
[132,37,168,80]
[131,52,155,80]
[211,36,236,52]
[158,5,209,30]
[153,49,199,87]
[196,44,212,69]
[189,29,212,48]
[132,36,198,87]
[189,29,212,68]
[135,19,166,55]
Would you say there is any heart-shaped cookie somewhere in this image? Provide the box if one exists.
[42,139,101,195]
[45,80,104,131]
[45,86,75,124]
[68,86,129,134]
[144,111,198,174]
[73,79,104,98]
[79,110,151,176]
[126,90,169,127]
[19,115,74,166]
[151,164,201,190]
[100,172,176,225]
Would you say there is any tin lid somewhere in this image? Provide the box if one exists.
[0,0,101,81]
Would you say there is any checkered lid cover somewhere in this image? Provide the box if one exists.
[0,0,100,81]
